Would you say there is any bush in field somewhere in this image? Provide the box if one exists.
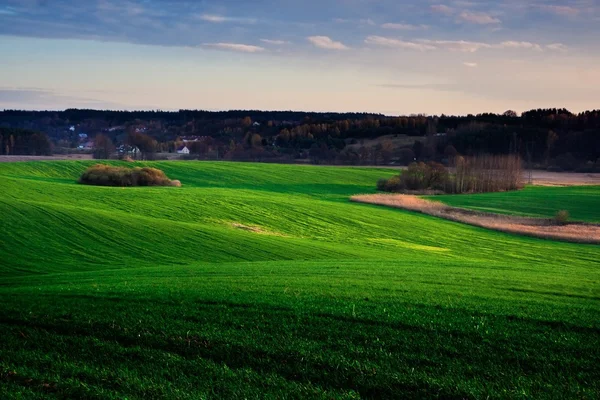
[377,176,403,192]
[377,155,523,194]
[399,162,449,190]
[554,210,570,225]
[377,162,448,192]
[424,162,449,190]
[78,164,179,187]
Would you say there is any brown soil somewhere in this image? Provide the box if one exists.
[351,194,600,244]
[231,223,265,233]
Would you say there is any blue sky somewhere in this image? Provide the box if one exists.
[0,0,599,114]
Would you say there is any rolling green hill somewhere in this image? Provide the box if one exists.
[1,161,599,399]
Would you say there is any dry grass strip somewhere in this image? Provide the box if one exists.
[351,194,600,245]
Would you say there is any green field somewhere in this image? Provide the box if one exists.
[1,161,599,399]
[429,185,600,223]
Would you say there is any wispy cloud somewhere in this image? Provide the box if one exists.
[201,43,265,53]
[260,39,290,45]
[419,39,491,52]
[381,23,428,30]
[463,62,478,68]
[0,7,16,16]
[367,37,566,53]
[538,5,580,17]
[430,4,454,15]
[198,14,227,22]
[547,43,569,51]
[307,36,349,50]
[365,36,436,51]
[360,18,376,26]
[333,17,376,26]
[197,14,257,24]
[96,1,148,17]
[498,41,542,51]
[458,11,501,25]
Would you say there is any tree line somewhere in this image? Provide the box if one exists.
[0,127,52,156]
[1,108,599,168]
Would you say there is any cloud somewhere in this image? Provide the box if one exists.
[498,41,542,51]
[381,23,428,30]
[360,18,376,26]
[458,11,501,24]
[0,1,584,61]
[96,0,147,17]
[201,43,266,53]
[197,14,257,24]
[0,7,16,15]
[463,62,478,68]
[367,37,560,53]
[547,43,568,51]
[198,14,227,23]
[431,5,454,15]
[333,17,375,26]
[365,36,436,51]
[260,39,290,45]
[418,39,491,52]
[452,1,479,7]
[538,5,580,17]
[307,36,349,50]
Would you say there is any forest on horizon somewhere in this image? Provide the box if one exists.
[1,107,599,171]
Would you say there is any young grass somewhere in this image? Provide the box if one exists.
[428,185,600,223]
[0,161,599,399]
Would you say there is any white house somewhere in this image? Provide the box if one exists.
[177,145,190,154]
[117,145,140,156]
[78,140,94,150]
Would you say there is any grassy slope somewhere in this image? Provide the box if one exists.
[429,185,600,223]
[0,161,599,399]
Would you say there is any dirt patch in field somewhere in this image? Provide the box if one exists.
[351,194,600,244]
[232,223,265,233]
[231,223,288,237]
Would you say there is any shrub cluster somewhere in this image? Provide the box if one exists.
[79,164,180,187]
[378,155,523,194]
[554,210,570,225]
[378,162,448,192]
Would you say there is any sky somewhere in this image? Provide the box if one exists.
[0,0,599,115]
